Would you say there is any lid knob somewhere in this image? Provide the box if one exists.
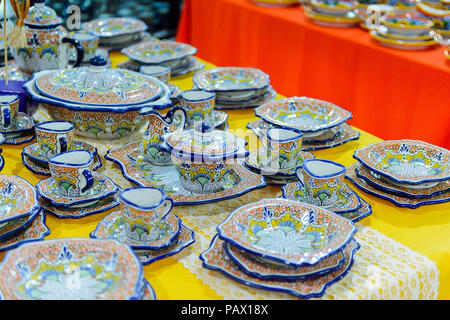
[89,56,107,67]
[194,122,213,133]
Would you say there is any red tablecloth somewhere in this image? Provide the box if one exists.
[176,0,450,149]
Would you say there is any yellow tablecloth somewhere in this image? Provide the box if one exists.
[0,52,448,300]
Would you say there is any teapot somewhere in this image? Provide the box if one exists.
[10,0,83,74]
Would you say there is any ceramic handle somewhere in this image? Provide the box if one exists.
[295,167,306,188]
[158,198,173,221]
[62,37,84,68]
[1,107,11,128]
[81,169,94,193]
[58,136,67,153]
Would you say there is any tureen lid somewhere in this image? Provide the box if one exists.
[25,0,63,28]
[34,56,163,106]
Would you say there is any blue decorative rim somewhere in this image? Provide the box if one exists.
[0,207,40,241]
[199,234,360,299]
[3,132,36,145]
[0,133,5,145]
[224,240,346,281]
[49,150,94,167]
[36,172,119,207]
[0,154,3,172]
[119,186,169,211]
[216,198,358,267]
[142,279,157,300]
[266,127,304,142]
[0,94,20,106]
[343,198,372,224]
[35,120,76,133]
[353,140,450,185]
[82,17,148,38]
[0,113,35,135]
[301,158,347,179]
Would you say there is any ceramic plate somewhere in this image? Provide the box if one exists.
[254,96,352,133]
[217,198,357,266]
[3,131,35,145]
[264,175,298,186]
[117,56,205,77]
[0,113,35,134]
[353,139,450,185]
[90,211,182,250]
[82,17,148,38]
[0,174,40,224]
[304,7,361,27]
[338,197,371,223]
[282,182,362,213]
[105,141,267,206]
[0,61,33,81]
[215,87,277,110]
[0,208,40,241]
[0,237,144,300]
[141,279,157,300]
[99,32,155,51]
[200,234,359,299]
[376,25,439,41]
[346,162,450,208]
[36,172,119,207]
[369,30,442,50]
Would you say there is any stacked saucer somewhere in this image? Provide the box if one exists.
[120,40,204,77]
[251,96,360,151]
[304,0,361,28]
[201,198,359,299]
[192,67,277,110]
[347,139,450,208]
[369,13,442,50]
[90,187,195,266]
[0,174,49,253]
[0,95,35,145]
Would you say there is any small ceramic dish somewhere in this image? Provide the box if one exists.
[370,30,442,50]
[282,182,362,213]
[169,83,182,102]
[254,96,352,133]
[304,7,361,27]
[217,198,357,266]
[0,237,144,300]
[353,139,450,185]
[0,113,35,134]
[311,0,359,15]
[0,208,40,242]
[200,234,359,299]
[381,14,434,36]
[184,110,228,130]
[0,174,40,225]
[82,17,148,44]
[215,87,277,110]
[346,163,450,208]
[36,172,119,207]
[376,25,438,41]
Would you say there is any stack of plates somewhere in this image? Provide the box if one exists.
[0,238,156,300]
[252,0,301,7]
[347,139,450,208]
[201,198,359,298]
[304,0,361,28]
[0,174,49,254]
[120,40,205,77]
[416,1,450,41]
[369,13,442,50]
[192,67,276,109]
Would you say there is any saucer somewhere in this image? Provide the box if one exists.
[117,57,205,78]
[36,172,119,207]
[214,87,277,110]
[245,147,315,176]
[339,197,372,223]
[141,279,157,300]
[264,175,297,185]
[91,210,182,250]
[0,113,35,134]
[200,235,359,299]
[304,7,361,28]
[346,163,450,209]
[169,83,181,101]
[41,192,119,219]
[0,210,50,253]
[0,209,39,241]
[376,26,439,41]
[184,110,228,130]
[105,141,267,206]
[281,182,362,213]
[370,30,442,50]
[2,130,35,145]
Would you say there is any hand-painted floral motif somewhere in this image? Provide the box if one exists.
[193,67,270,91]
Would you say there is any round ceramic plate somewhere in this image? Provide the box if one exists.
[369,30,442,50]
[215,87,277,110]
[304,7,361,27]
[82,17,148,38]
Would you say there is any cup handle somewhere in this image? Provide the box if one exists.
[158,198,173,221]
[1,107,11,128]
[62,37,84,68]
[295,166,306,188]
[58,136,67,153]
[81,169,94,193]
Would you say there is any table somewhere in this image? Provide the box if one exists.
[176,0,450,150]
[0,52,448,300]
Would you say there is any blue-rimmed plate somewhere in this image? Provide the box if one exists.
[0,207,40,241]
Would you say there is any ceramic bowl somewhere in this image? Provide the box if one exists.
[311,0,359,15]
[82,17,148,45]
[416,1,450,35]
[381,13,434,36]
[139,65,171,83]
[0,238,144,300]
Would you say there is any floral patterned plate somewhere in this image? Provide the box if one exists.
[339,197,372,223]
[214,87,277,110]
[346,163,450,209]
[200,234,359,299]
[82,17,148,39]
[36,172,119,207]
[216,198,357,266]
[0,208,40,241]
[353,140,450,185]
[281,182,362,213]
[91,211,182,250]
[0,113,35,135]
[3,131,35,145]
[0,237,143,300]
[117,56,205,77]
[105,141,267,206]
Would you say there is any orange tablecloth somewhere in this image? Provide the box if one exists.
[176,0,450,149]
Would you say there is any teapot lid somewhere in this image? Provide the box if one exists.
[25,0,63,28]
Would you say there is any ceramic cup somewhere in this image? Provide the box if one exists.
[35,121,76,159]
[48,150,95,198]
[140,65,171,83]
[262,127,304,170]
[68,30,99,63]
[295,158,346,208]
[118,187,174,242]
[180,89,216,126]
[0,94,20,130]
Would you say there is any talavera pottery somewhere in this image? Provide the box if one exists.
[252,0,301,7]
[35,121,76,160]
[0,174,40,225]
[2,131,36,145]
[310,0,359,15]
[91,210,182,250]
[295,159,347,208]
[37,170,119,207]
[353,139,450,185]
[282,181,362,213]
[416,1,450,39]
[254,96,352,134]
[23,57,172,139]
[118,187,174,243]
[140,65,171,83]
[0,208,40,242]
[105,141,267,205]
[0,238,144,300]
[10,0,83,75]
[186,110,228,130]
[358,4,395,30]
[214,86,277,110]
[346,162,450,208]
[369,29,442,49]
[0,112,35,135]
[0,95,20,130]
[262,127,304,170]
[217,198,357,266]
[200,235,359,299]
[0,210,50,253]
[355,164,450,198]
[375,25,439,41]
[140,279,157,300]
[180,90,216,126]
[381,13,434,36]
[224,238,346,280]
[339,197,372,223]
[138,105,186,166]
[304,6,361,27]
[163,125,249,194]
[67,30,99,63]
[82,17,148,45]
